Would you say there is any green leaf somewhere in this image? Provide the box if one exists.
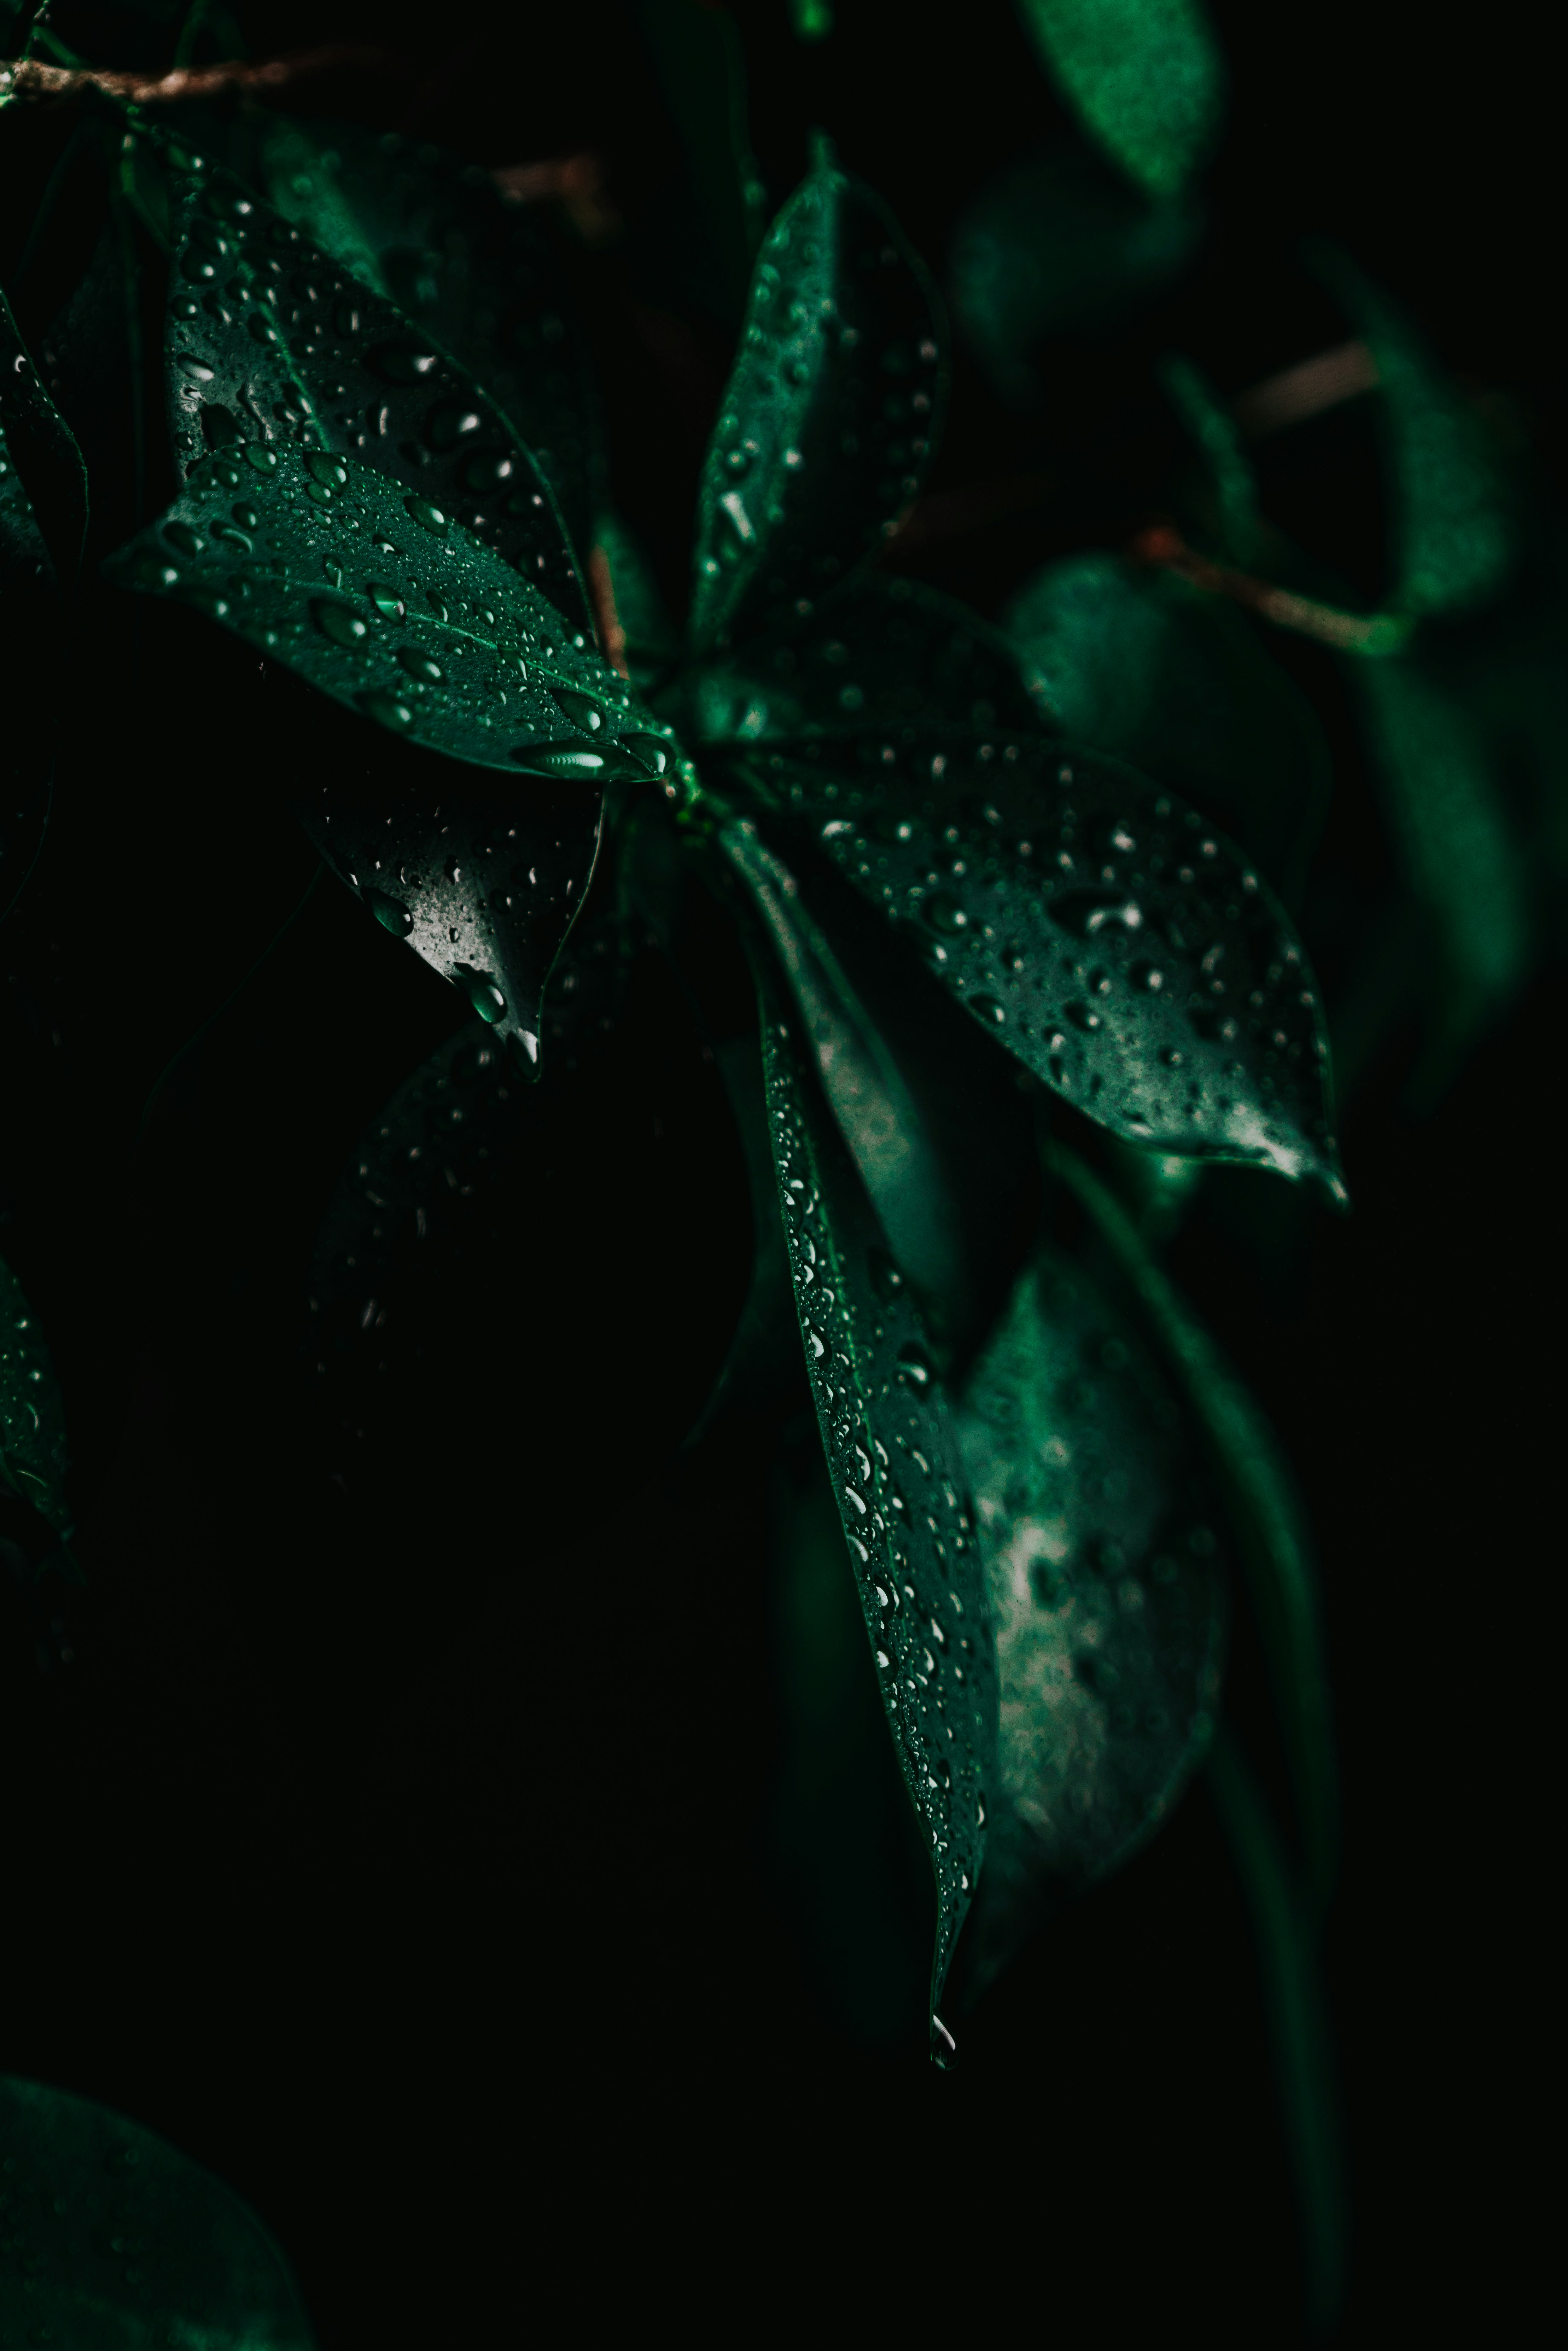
[1206,1730,1349,2336]
[635,0,767,328]
[1015,0,1228,201]
[1308,244,1516,622]
[754,950,997,2058]
[950,138,1204,403]
[0,298,71,929]
[594,509,681,686]
[1048,1139,1337,1913]
[149,137,594,640]
[0,1255,71,1557]
[106,446,672,1058]
[715,815,965,1322]
[1005,553,1330,904]
[244,118,604,559]
[688,153,946,654]
[1351,651,1531,1093]
[951,1235,1225,1997]
[669,572,1055,745]
[0,2073,318,2349]
[1160,351,1265,565]
[0,280,88,588]
[729,733,1344,1193]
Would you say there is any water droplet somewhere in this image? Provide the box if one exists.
[806,1325,827,1361]
[549,687,606,734]
[365,888,413,936]
[396,647,444,685]
[896,1343,935,1393]
[969,994,1005,1025]
[424,400,484,452]
[358,690,414,732]
[163,522,203,558]
[922,892,968,936]
[509,743,608,779]
[304,450,348,490]
[312,599,369,650]
[175,355,215,382]
[867,1247,904,1304]
[405,495,448,535]
[245,444,278,474]
[618,732,669,777]
[1064,1001,1102,1032]
[373,343,441,384]
[461,969,507,1024]
[368,583,405,619]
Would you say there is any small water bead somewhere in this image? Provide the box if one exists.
[312,600,370,650]
[969,995,1006,1026]
[373,343,441,384]
[618,733,669,777]
[922,892,968,936]
[867,1247,904,1305]
[405,495,449,536]
[424,401,484,451]
[897,1343,935,1394]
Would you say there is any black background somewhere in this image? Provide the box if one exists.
[1,1,1555,2339]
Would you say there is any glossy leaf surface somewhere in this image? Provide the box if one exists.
[688,155,945,653]
[950,138,1203,403]
[107,446,651,1055]
[756,956,996,2050]
[0,2074,317,2349]
[953,1236,1225,1994]
[731,734,1342,1190]
[670,573,1054,745]
[718,816,963,1317]
[1051,1139,1337,1909]
[246,118,602,555]
[1006,553,1329,901]
[1016,0,1227,200]
[0,1257,70,1548]
[153,140,592,636]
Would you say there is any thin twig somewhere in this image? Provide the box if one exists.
[0,46,410,106]
[1132,523,1409,656]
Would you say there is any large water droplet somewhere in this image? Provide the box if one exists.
[509,743,608,780]
[969,994,1005,1026]
[304,450,349,490]
[244,444,278,474]
[396,647,444,685]
[424,400,484,452]
[897,1343,935,1393]
[404,495,448,536]
[549,687,606,734]
[368,583,405,619]
[618,732,669,777]
[365,888,413,936]
[312,599,369,650]
[163,522,203,558]
[462,969,507,1025]
[922,892,968,936]
[358,691,414,732]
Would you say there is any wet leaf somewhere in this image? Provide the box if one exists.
[952,1235,1225,1996]
[1049,1139,1337,1912]
[0,301,68,929]
[1015,0,1228,201]
[949,138,1204,404]
[106,446,660,1057]
[150,137,593,639]
[670,572,1055,745]
[688,149,946,654]
[1352,651,1531,1093]
[0,281,88,588]
[1309,244,1517,621]
[0,1256,71,1556]
[729,733,1343,1192]
[716,815,964,1320]
[754,952,997,2056]
[1005,553,1330,902]
[246,118,603,557]
[0,2073,317,2349]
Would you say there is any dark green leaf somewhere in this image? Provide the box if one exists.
[0,2073,317,2349]
[595,509,681,685]
[1309,243,1516,621]
[1016,0,1227,200]
[950,138,1204,403]
[731,733,1343,1193]
[0,1256,71,1554]
[244,118,603,557]
[0,299,69,929]
[1206,1730,1349,2336]
[1005,553,1330,903]
[0,280,88,588]
[952,1235,1225,1998]
[716,815,964,1319]
[148,136,593,638]
[754,951,997,2056]
[670,572,1055,745]
[688,152,946,653]
[634,0,767,328]
[1049,1139,1337,1913]
[1351,651,1531,1095]
[106,447,668,1057]
[1160,352,1265,565]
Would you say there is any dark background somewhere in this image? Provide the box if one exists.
[1,1,1554,2339]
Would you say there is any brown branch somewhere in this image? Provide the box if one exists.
[585,546,630,679]
[1132,524,1409,656]
[0,46,410,106]
[1231,340,1380,440]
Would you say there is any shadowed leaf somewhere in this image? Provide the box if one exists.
[0,1257,71,1559]
[0,2074,317,2350]
[952,1235,1225,1997]
[754,951,996,2056]
[1015,0,1227,201]
[688,151,946,653]
[728,733,1343,1192]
